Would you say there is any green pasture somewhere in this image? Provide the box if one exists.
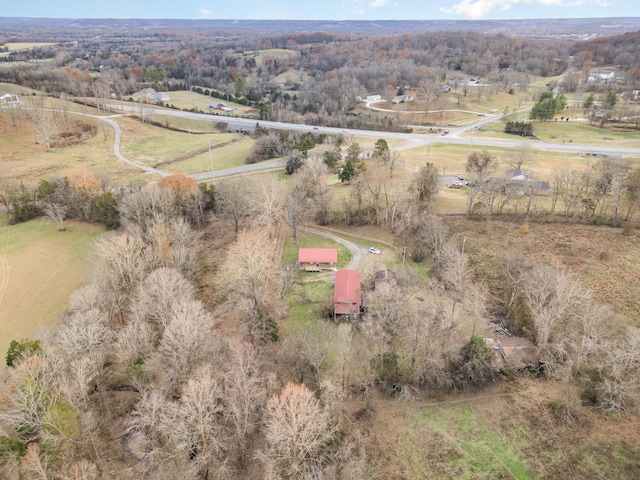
[400,405,532,480]
[283,281,334,332]
[118,117,253,173]
[0,219,104,374]
[163,89,251,113]
[477,115,640,148]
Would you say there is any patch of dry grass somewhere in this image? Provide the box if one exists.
[0,220,105,375]
[445,217,640,324]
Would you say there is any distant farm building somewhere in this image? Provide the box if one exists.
[132,88,156,100]
[152,92,170,102]
[587,69,615,84]
[227,122,256,134]
[297,248,338,272]
[334,269,362,317]
[0,93,19,104]
[209,101,233,111]
[487,168,550,196]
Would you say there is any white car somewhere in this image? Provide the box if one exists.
[369,247,381,255]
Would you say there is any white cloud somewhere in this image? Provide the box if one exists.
[199,9,213,18]
[440,0,612,18]
[369,0,389,7]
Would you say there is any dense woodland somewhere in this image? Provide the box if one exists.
[1,19,640,479]
[2,21,640,131]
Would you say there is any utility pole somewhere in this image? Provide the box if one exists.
[208,135,214,185]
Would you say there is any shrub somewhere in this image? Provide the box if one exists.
[6,338,41,367]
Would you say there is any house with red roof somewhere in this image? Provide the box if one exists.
[297,248,338,272]
[333,269,361,317]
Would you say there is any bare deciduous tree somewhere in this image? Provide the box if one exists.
[263,382,335,478]
[27,97,59,152]
[129,267,196,335]
[170,364,230,477]
[223,342,267,452]
[219,230,276,344]
[466,151,497,216]
[215,177,251,236]
[249,175,286,238]
[156,299,216,392]
[42,201,67,231]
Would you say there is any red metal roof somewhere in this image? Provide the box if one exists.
[298,248,338,264]
[334,269,361,315]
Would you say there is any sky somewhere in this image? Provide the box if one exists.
[3,0,639,21]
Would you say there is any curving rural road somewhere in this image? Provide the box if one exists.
[297,224,363,270]
[79,106,640,267]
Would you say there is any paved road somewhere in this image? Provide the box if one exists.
[117,104,640,160]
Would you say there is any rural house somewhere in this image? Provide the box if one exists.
[297,248,338,272]
[333,269,362,317]
[487,168,550,196]
[0,93,19,104]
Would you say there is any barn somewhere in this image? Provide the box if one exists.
[333,269,361,317]
[297,248,338,272]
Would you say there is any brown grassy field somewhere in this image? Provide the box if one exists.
[0,109,157,185]
[0,219,104,375]
[444,216,640,324]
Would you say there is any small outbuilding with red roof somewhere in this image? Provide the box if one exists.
[298,248,338,272]
[333,269,362,317]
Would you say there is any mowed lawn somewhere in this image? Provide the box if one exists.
[0,218,104,374]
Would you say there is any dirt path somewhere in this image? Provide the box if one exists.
[0,254,8,308]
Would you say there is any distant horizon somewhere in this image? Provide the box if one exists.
[3,15,640,21]
[2,0,638,21]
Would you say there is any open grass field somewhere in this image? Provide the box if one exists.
[0,218,104,375]
[444,216,640,324]
[251,48,298,66]
[2,43,55,51]
[118,116,254,173]
[0,109,156,185]
[367,377,640,479]
[162,89,253,114]
[476,114,640,148]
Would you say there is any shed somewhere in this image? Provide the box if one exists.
[334,269,361,316]
[297,248,338,272]
[374,269,397,293]
[152,92,170,102]
[485,337,539,371]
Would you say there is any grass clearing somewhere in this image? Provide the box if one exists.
[162,89,253,114]
[117,116,253,174]
[0,109,155,185]
[400,404,533,479]
[2,42,55,52]
[0,220,104,375]
[477,116,640,148]
[283,280,333,332]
